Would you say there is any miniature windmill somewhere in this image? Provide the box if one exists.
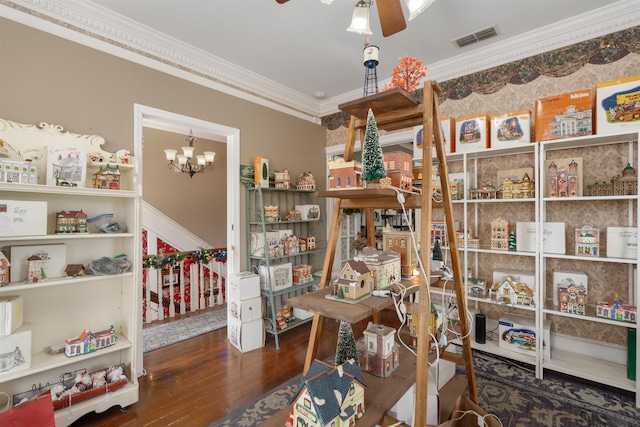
[363,39,379,96]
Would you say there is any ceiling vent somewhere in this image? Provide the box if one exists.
[453,25,499,48]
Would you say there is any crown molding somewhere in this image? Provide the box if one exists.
[3,0,639,121]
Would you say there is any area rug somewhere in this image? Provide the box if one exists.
[209,349,640,426]
[143,307,227,353]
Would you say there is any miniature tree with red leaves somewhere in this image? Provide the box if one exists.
[382,55,428,94]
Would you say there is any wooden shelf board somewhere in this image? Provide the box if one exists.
[316,188,438,210]
[286,279,420,325]
[260,345,420,427]
[338,87,419,119]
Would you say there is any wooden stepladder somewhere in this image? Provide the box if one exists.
[300,80,477,427]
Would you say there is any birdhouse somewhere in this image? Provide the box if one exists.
[92,164,121,190]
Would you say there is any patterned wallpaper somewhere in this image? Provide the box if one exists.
[325,27,640,346]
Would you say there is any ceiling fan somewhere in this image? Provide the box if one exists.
[275,0,434,37]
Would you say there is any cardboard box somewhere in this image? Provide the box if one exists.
[227,317,264,353]
[0,295,23,337]
[10,243,66,282]
[254,156,269,188]
[535,90,593,141]
[0,200,47,237]
[227,271,261,300]
[258,262,292,292]
[596,75,640,135]
[491,110,532,147]
[498,314,551,359]
[250,231,279,257]
[607,226,637,259]
[413,117,456,160]
[227,296,262,322]
[516,222,566,254]
[293,307,314,320]
[294,204,320,221]
[0,323,31,373]
[46,145,87,187]
[455,114,490,153]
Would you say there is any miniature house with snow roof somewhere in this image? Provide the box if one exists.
[333,260,373,302]
[489,276,535,307]
[363,322,399,378]
[290,358,366,427]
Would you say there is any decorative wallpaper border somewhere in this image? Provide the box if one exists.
[322,27,640,131]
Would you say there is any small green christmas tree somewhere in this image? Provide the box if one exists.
[361,108,386,183]
[335,320,359,367]
[508,231,517,251]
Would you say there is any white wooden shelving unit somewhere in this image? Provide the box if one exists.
[438,131,639,407]
[0,119,140,425]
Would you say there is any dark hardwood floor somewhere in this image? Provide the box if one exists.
[72,308,401,427]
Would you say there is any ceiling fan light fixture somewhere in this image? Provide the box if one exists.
[320,0,333,4]
[403,0,435,21]
[347,0,372,35]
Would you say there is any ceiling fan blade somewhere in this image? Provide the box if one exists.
[275,0,289,3]
[376,0,407,37]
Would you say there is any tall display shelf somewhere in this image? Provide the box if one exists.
[246,186,326,350]
[454,145,541,368]
[539,131,639,406]
[0,120,140,425]
[278,83,478,427]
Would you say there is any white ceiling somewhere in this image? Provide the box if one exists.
[6,0,639,119]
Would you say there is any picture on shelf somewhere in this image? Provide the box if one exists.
[46,145,87,188]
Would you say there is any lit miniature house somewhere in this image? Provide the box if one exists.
[575,225,599,257]
[548,159,579,197]
[383,229,417,278]
[92,165,121,190]
[55,210,88,233]
[0,251,10,285]
[333,260,373,302]
[65,325,117,357]
[354,247,401,290]
[382,151,413,191]
[363,323,400,378]
[596,294,637,323]
[558,279,587,315]
[408,306,442,349]
[328,158,363,190]
[290,359,366,427]
[274,168,291,189]
[491,218,509,250]
[489,276,535,306]
[27,255,43,283]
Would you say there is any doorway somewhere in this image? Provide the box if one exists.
[133,104,240,373]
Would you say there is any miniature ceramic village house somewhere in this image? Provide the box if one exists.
[92,165,121,190]
[548,159,579,197]
[274,168,291,189]
[596,294,637,323]
[333,260,373,301]
[363,323,399,378]
[382,151,413,191]
[489,276,535,306]
[27,255,43,283]
[289,359,366,427]
[328,158,362,190]
[56,210,88,233]
[0,251,10,285]
[65,326,117,357]
[490,218,509,250]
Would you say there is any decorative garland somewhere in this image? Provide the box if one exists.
[143,248,227,270]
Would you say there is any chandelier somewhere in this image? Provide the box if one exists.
[164,130,216,178]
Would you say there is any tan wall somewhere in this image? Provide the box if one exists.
[0,18,327,270]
